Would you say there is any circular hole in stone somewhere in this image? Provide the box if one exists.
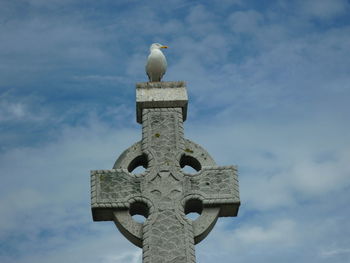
[131,214,147,223]
[129,201,149,223]
[186,212,200,221]
[128,154,148,174]
[185,199,203,221]
[132,166,146,174]
[180,155,201,174]
[182,165,198,174]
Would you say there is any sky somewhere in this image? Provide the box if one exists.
[0,0,350,262]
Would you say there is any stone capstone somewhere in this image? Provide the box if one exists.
[136,81,188,123]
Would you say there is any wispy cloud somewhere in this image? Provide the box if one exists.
[321,247,350,257]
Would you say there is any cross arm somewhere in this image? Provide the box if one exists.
[185,166,240,217]
[91,169,142,221]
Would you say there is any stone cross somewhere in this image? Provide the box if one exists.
[91,81,240,263]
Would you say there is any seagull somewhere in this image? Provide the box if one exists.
[146,43,168,82]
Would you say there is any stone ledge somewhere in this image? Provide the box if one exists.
[136,81,185,89]
[136,81,188,123]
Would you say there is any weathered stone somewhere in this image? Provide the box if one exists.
[91,82,240,263]
[136,81,188,123]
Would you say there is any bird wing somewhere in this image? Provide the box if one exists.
[146,50,167,82]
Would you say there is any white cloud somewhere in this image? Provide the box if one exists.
[24,0,76,7]
[0,101,25,120]
[0,93,49,122]
[233,219,297,245]
[321,247,350,257]
[102,250,142,263]
[5,233,141,263]
[185,112,350,211]
[73,75,128,84]
[186,4,219,36]
[196,218,299,262]
[0,189,45,233]
[228,10,264,33]
[289,150,350,197]
[0,116,139,231]
[298,0,350,19]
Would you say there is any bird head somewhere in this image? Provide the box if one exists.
[150,43,168,51]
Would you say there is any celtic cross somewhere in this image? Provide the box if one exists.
[91,81,240,263]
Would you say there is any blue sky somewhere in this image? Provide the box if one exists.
[1,0,350,262]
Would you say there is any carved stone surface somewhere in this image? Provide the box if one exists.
[136,81,188,123]
[91,81,240,263]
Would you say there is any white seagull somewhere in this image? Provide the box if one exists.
[146,43,168,82]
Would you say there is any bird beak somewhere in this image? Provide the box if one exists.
[161,46,168,49]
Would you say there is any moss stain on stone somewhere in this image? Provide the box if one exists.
[185,148,194,153]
